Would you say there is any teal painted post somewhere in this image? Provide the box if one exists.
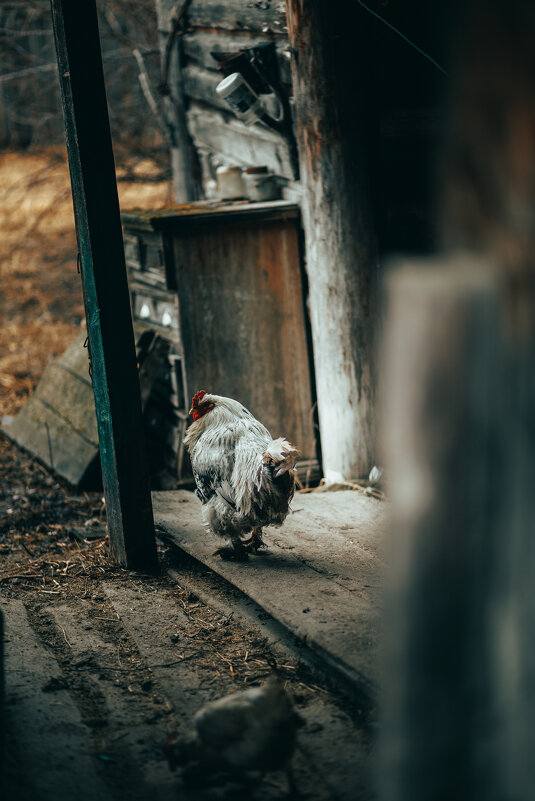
[50,0,158,570]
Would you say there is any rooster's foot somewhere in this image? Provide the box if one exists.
[241,528,267,552]
[244,539,268,553]
[214,545,249,561]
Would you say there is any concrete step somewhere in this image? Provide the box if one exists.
[153,489,387,706]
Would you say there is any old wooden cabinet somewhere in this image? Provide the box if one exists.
[122,200,320,485]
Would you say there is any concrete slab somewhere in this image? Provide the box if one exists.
[2,600,113,801]
[153,490,387,701]
[103,581,372,801]
[47,602,177,800]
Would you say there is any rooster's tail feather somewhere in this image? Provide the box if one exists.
[262,438,300,477]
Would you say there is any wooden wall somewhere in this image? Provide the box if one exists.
[158,0,296,192]
[154,1,446,481]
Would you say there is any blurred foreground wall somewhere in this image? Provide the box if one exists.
[379,2,535,799]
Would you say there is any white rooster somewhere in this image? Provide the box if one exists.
[184,391,300,559]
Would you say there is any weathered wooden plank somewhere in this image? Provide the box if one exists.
[34,362,99,442]
[122,199,299,229]
[158,0,287,34]
[57,328,93,383]
[2,600,113,801]
[123,224,177,292]
[187,104,293,177]
[124,230,167,287]
[4,325,172,488]
[50,0,157,569]
[182,30,292,85]
[5,397,99,487]
[286,0,379,480]
[126,264,167,291]
[153,490,384,699]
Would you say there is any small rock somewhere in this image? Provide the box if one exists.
[169,633,180,643]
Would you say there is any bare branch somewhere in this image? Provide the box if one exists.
[132,47,170,143]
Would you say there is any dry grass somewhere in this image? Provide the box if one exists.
[0,148,171,418]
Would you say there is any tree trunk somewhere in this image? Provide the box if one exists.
[286,0,379,481]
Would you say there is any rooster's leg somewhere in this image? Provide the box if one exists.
[242,527,266,552]
[214,539,249,561]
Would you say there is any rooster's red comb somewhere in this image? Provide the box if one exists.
[191,390,207,408]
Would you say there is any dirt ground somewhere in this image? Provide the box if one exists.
[0,152,374,800]
[0,148,171,419]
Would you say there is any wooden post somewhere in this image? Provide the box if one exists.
[286,0,379,481]
[50,0,157,571]
[380,3,535,798]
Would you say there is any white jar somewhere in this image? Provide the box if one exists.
[216,73,262,126]
[216,165,246,200]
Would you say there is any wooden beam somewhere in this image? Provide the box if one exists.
[286,0,379,480]
[186,104,294,179]
[50,0,157,570]
[161,0,287,35]
[182,31,293,85]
